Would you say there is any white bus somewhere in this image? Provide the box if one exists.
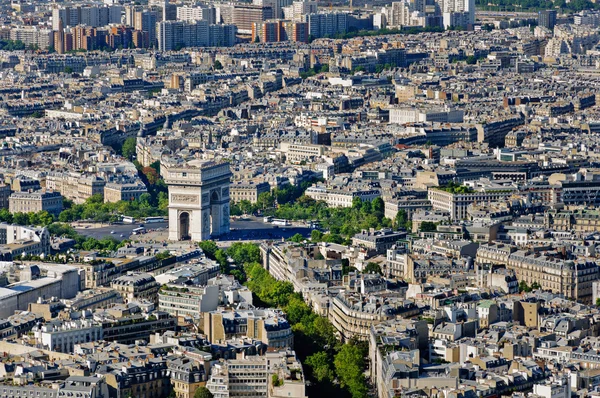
[122,216,135,224]
[132,227,146,235]
[145,217,165,223]
[271,219,291,226]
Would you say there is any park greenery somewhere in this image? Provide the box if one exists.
[309,26,443,42]
[519,280,541,293]
[0,39,38,51]
[234,192,397,243]
[58,193,166,223]
[199,241,369,397]
[47,222,128,253]
[198,241,260,283]
[242,260,369,398]
[436,182,475,194]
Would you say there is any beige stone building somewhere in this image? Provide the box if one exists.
[104,181,147,203]
[9,190,63,215]
[230,181,270,204]
[46,173,105,204]
[476,243,599,303]
[111,273,161,304]
[203,308,293,349]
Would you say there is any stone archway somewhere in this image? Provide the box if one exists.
[165,162,232,242]
[210,190,221,236]
[179,212,190,240]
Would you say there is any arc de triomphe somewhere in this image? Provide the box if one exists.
[164,161,232,241]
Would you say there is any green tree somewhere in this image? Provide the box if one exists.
[319,64,329,73]
[285,296,313,325]
[395,209,411,230]
[371,197,384,213]
[13,213,29,225]
[420,221,437,232]
[305,352,334,382]
[334,343,368,398]
[227,242,261,265]
[214,60,223,70]
[122,137,137,160]
[289,233,304,243]
[64,66,73,74]
[519,280,531,293]
[238,200,254,215]
[193,387,213,398]
[364,262,382,275]
[466,55,478,65]
[215,249,229,273]
[198,240,218,259]
[596,298,600,307]
[311,229,323,242]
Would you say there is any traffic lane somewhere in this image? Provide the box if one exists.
[74,219,312,242]
[74,222,168,240]
[218,226,312,241]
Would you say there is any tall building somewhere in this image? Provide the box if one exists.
[52,5,122,29]
[177,5,216,23]
[163,0,177,21]
[290,0,318,21]
[134,10,157,46]
[306,12,348,38]
[233,4,273,34]
[282,20,308,42]
[539,9,557,30]
[436,0,474,25]
[157,20,236,51]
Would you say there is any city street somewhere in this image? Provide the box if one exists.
[73,217,312,242]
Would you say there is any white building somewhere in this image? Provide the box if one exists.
[35,319,102,353]
[389,107,464,125]
[533,378,571,398]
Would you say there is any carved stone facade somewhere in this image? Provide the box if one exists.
[165,161,232,241]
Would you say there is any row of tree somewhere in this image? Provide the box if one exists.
[48,222,127,253]
[242,259,370,398]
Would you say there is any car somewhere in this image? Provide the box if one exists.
[110,230,115,234]
[120,234,124,237]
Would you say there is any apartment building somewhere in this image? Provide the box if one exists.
[35,319,103,353]
[167,357,208,398]
[476,243,600,303]
[230,181,270,204]
[9,190,63,215]
[46,173,105,204]
[158,284,219,318]
[550,209,600,233]
[111,273,161,304]
[206,351,305,398]
[279,142,325,163]
[329,292,420,340]
[428,187,514,220]
[203,309,293,349]
[104,181,147,203]
[352,229,406,255]
[305,185,381,208]
[306,12,348,38]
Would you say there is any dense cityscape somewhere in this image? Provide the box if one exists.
[1,0,600,397]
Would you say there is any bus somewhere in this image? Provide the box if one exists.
[271,219,291,226]
[122,215,135,224]
[132,227,146,235]
[263,216,273,223]
[145,217,165,223]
